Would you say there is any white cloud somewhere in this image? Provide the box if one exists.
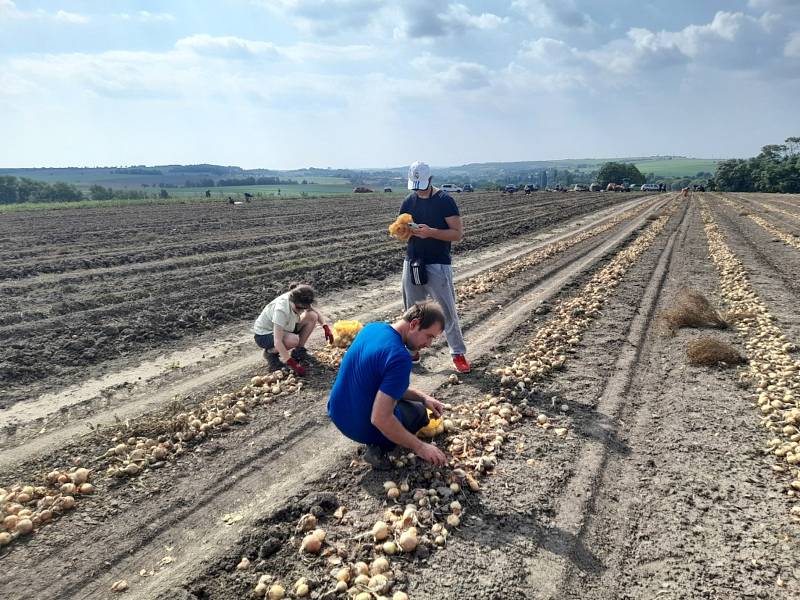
[0,1,89,23]
[443,3,507,30]
[519,37,578,62]
[175,34,281,60]
[395,0,508,38]
[520,10,790,79]
[410,54,491,89]
[172,34,376,63]
[511,0,595,31]
[54,10,89,24]
[261,0,506,38]
[0,35,386,105]
[0,0,19,18]
[257,0,388,34]
[281,41,378,62]
[786,32,800,58]
[116,11,176,23]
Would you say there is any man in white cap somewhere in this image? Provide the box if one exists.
[399,161,470,373]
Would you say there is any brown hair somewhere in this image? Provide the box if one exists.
[288,283,315,307]
[402,301,445,330]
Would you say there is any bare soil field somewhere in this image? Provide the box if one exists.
[1,192,799,600]
[0,190,638,409]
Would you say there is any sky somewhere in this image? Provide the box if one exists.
[1,0,799,169]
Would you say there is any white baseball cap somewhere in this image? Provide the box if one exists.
[407,161,432,190]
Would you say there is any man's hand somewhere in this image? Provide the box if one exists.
[410,224,435,239]
[323,324,335,345]
[415,442,447,466]
[423,396,445,419]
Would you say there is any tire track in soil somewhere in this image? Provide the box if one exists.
[492,195,690,599]
[722,193,800,242]
[706,194,800,342]
[726,194,800,246]
[0,199,669,600]
[708,195,800,297]
[565,201,705,600]
[566,198,799,600]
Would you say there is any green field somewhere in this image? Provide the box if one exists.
[633,158,720,177]
[0,188,409,214]
[168,183,354,198]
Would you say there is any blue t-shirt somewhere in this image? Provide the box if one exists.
[399,190,460,265]
[327,322,412,447]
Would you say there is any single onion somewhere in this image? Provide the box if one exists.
[372,521,390,541]
[15,518,34,535]
[370,557,389,575]
[398,528,418,553]
[300,533,322,554]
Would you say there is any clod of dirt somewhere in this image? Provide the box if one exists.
[686,337,745,367]
[660,287,728,334]
[258,537,282,559]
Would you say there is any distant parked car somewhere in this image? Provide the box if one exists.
[640,183,660,191]
[441,183,463,193]
[353,186,374,193]
[523,184,538,194]
[503,184,517,194]
[383,187,392,193]
[572,184,589,192]
[463,184,474,192]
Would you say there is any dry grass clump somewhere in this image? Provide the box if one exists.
[660,288,728,335]
[687,337,745,367]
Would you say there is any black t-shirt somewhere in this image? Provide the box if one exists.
[399,190,460,265]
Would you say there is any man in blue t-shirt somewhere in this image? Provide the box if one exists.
[327,302,448,469]
[401,160,470,374]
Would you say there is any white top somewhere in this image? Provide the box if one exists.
[253,292,299,336]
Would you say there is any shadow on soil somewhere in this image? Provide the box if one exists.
[459,505,605,575]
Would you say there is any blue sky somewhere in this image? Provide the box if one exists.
[1,1,799,169]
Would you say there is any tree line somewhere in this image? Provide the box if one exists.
[714,137,800,192]
[187,176,301,187]
[0,176,84,204]
[0,177,162,204]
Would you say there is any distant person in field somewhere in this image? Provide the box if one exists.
[253,283,334,376]
[399,160,470,373]
[327,302,448,469]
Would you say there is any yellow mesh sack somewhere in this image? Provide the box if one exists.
[417,409,444,438]
[388,213,414,241]
[332,320,364,349]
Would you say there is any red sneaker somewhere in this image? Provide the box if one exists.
[452,354,471,373]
